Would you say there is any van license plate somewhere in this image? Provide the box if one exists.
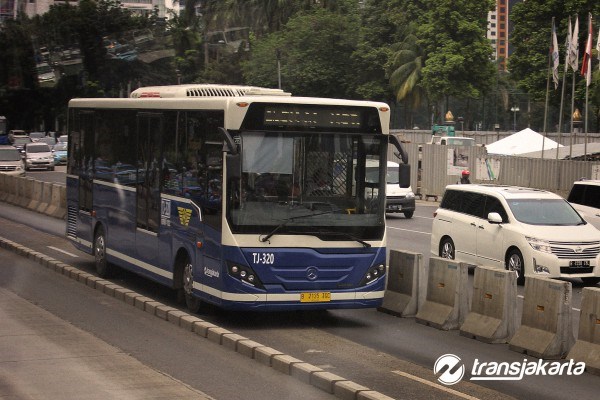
[300,292,331,303]
[569,261,590,268]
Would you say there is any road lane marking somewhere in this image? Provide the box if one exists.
[391,370,480,400]
[47,246,79,258]
[387,226,431,235]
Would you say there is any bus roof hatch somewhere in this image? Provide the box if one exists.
[130,84,291,99]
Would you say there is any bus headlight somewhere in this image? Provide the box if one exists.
[227,262,264,289]
[359,264,386,286]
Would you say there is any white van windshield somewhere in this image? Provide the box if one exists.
[507,199,585,226]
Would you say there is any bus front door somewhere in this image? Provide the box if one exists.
[135,113,162,267]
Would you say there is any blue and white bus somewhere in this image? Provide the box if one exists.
[66,84,410,312]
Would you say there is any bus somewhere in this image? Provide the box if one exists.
[66,84,410,312]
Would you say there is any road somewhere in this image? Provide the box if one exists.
[0,187,599,399]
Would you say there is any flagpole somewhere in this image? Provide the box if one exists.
[569,16,580,159]
[583,13,592,161]
[558,16,573,160]
[542,18,554,160]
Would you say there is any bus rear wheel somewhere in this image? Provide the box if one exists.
[181,255,202,314]
[94,226,113,278]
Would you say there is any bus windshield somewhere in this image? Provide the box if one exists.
[228,132,386,240]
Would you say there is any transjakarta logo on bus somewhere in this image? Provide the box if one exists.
[434,354,585,385]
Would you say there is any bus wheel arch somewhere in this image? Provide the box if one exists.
[174,248,202,313]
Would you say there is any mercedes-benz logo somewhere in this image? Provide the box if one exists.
[306,267,318,280]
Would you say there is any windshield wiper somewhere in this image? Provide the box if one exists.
[305,230,372,249]
[259,209,341,243]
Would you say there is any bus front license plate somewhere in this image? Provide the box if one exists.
[300,292,331,303]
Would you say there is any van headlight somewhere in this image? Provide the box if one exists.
[526,237,552,253]
[406,191,415,199]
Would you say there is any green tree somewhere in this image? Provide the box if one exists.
[242,6,360,98]
[417,0,496,113]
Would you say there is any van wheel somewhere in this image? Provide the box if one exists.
[180,255,202,313]
[581,277,600,286]
[439,237,455,259]
[94,226,113,278]
[404,211,414,219]
[506,248,525,286]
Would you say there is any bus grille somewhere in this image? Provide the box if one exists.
[67,206,77,238]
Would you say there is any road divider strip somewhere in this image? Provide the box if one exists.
[0,234,397,400]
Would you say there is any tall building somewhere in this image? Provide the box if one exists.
[488,0,523,71]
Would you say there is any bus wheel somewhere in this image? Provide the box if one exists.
[94,226,113,278]
[182,256,202,313]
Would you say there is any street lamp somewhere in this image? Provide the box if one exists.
[510,106,520,132]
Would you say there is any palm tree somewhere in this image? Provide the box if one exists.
[387,31,427,127]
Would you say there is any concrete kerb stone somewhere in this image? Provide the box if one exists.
[207,327,233,345]
[567,286,600,375]
[255,346,285,367]
[509,276,574,359]
[379,249,424,317]
[334,381,372,400]
[415,257,470,330]
[221,333,249,351]
[460,266,519,343]
[310,371,347,394]
[0,234,394,400]
[272,354,304,375]
[236,339,264,358]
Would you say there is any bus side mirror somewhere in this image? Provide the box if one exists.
[399,163,410,188]
[218,127,238,155]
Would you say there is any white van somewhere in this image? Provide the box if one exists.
[431,184,600,286]
[0,145,25,176]
[365,160,415,218]
[567,180,600,230]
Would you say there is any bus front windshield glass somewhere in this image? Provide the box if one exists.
[228,132,387,240]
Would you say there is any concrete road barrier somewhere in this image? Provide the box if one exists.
[380,250,425,317]
[17,178,33,208]
[0,174,7,202]
[5,175,17,204]
[44,183,66,219]
[567,287,600,375]
[460,266,518,343]
[415,257,470,330]
[27,180,44,211]
[36,181,52,213]
[509,277,574,359]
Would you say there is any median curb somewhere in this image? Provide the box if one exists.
[0,235,395,400]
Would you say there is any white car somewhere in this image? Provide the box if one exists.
[24,142,55,171]
[431,184,600,286]
[0,145,25,176]
[567,180,600,230]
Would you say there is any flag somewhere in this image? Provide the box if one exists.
[581,14,593,86]
[551,20,560,89]
[565,17,572,71]
[596,23,600,69]
[569,16,579,72]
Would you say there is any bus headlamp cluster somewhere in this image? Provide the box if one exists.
[360,264,386,286]
[228,263,264,289]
